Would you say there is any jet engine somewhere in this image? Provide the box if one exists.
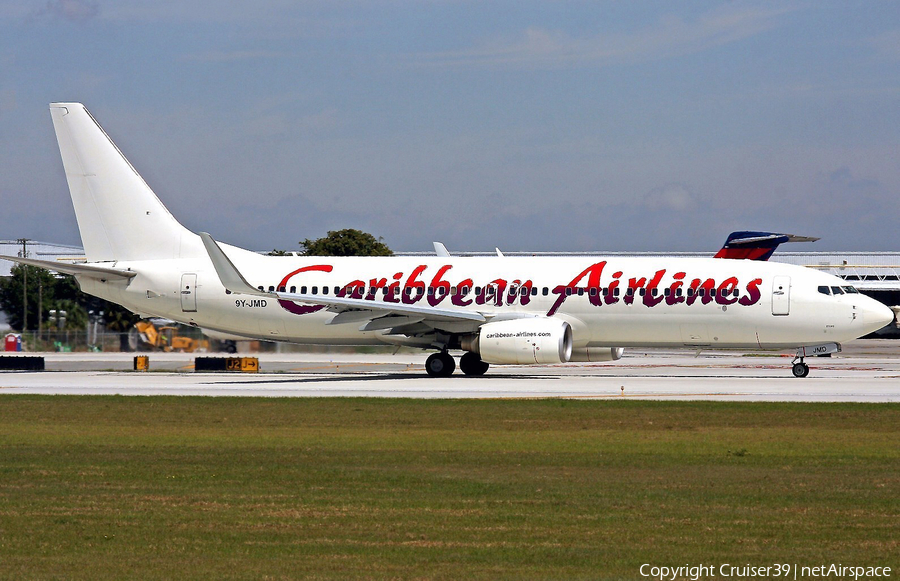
[461,318,573,365]
[569,347,625,362]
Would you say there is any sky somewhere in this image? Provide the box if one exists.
[1,1,899,253]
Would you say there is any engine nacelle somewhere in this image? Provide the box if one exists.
[569,347,625,362]
[463,318,573,365]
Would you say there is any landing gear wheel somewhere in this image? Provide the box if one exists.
[459,351,490,376]
[792,362,810,378]
[425,351,456,377]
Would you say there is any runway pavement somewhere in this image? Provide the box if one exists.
[1,340,898,401]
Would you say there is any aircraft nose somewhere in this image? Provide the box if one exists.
[862,300,895,332]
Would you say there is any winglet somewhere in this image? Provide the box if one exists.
[199,232,272,297]
[433,241,450,257]
[714,231,820,261]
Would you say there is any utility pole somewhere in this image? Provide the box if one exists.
[16,238,29,332]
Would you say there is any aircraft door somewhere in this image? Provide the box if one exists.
[181,273,198,312]
[771,275,790,316]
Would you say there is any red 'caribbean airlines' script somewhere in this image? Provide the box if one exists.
[274,261,763,317]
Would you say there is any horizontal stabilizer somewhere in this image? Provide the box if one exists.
[0,254,136,279]
[714,231,819,261]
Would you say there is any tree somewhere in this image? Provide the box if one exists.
[0,265,57,331]
[0,267,138,334]
[300,229,393,257]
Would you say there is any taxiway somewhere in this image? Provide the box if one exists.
[0,340,897,401]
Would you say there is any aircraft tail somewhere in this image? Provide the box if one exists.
[49,103,196,262]
[714,231,819,261]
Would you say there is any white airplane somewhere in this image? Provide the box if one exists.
[2,103,894,378]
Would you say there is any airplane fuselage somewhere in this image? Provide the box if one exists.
[79,243,882,350]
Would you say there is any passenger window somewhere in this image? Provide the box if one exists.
[301,286,307,294]
[268,286,275,292]
[614,288,620,297]
[531,287,537,296]
[831,286,844,295]
[312,286,318,295]
[640,288,646,297]
[542,287,549,296]
[521,287,528,296]
[257,286,264,292]
[278,286,286,293]
[577,288,584,296]
[664,288,671,297]
[427,287,434,296]
[565,288,573,296]
[290,286,296,293]
[676,288,682,297]
[322,286,328,295]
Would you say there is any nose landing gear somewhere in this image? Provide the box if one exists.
[791,360,810,378]
[791,342,841,378]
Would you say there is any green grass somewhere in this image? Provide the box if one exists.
[0,397,898,580]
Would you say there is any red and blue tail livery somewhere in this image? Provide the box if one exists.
[714,231,819,261]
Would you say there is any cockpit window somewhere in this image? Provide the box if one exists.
[831,286,844,295]
[817,286,830,295]
[842,286,859,294]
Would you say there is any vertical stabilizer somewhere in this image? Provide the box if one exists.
[50,103,194,262]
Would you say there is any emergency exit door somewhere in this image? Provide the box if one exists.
[181,273,197,312]
[771,275,790,316]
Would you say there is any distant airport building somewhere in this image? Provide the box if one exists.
[0,240,86,277]
[0,240,86,332]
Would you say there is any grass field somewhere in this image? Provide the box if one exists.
[0,396,897,580]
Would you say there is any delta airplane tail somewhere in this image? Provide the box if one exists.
[49,103,197,262]
[714,231,819,261]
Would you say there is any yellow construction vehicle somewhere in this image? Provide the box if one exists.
[131,320,209,353]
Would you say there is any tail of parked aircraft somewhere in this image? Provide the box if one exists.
[714,231,819,261]
[49,103,196,262]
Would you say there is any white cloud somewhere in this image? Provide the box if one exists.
[40,0,99,22]
[868,28,900,60]
[414,4,793,69]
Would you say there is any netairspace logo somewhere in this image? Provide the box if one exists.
[639,563,892,580]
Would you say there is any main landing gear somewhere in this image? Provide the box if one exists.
[425,351,490,377]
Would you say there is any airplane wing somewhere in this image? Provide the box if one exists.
[200,233,487,327]
[714,231,819,261]
[0,254,137,279]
